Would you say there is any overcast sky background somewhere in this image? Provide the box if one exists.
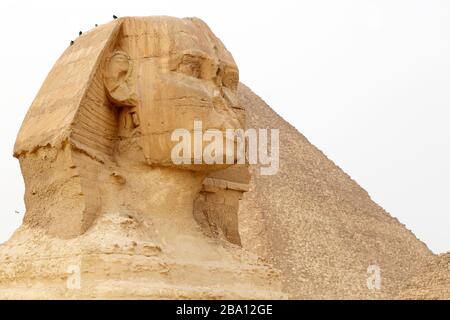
[0,0,449,253]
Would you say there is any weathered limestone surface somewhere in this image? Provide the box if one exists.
[397,254,450,299]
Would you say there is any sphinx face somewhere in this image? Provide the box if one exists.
[105,17,245,170]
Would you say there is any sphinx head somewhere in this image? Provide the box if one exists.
[103,17,245,170]
[14,16,249,241]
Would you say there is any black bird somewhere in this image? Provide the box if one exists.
[79,31,82,36]
[95,24,98,27]
[70,40,74,46]
[113,15,118,19]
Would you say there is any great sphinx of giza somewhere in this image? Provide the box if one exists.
[0,16,438,300]
[0,16,284,299]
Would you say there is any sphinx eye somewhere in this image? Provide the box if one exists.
[222,70,239,90]
[177,56,202,79]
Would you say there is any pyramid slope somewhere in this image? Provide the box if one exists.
[238,84,434,299]
[397,254,450,299]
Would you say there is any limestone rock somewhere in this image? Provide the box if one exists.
[397,253,450,299]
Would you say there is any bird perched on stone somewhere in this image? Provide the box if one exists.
[70,40,74,46]
[79,31,82,36]
[113,15,118,19]
[95,24,98,27]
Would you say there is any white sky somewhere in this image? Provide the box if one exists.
[0,0,449,253]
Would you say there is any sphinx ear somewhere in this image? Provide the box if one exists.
[103,51,138,107]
